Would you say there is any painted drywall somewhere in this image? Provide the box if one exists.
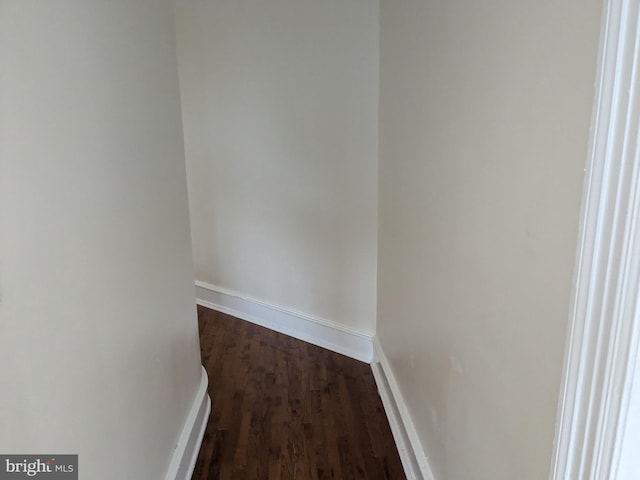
[377,1,602,479]
[174,0,379,335]
[0,2,202,478]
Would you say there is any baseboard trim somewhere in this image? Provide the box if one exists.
[371,337,435,480]
[165,365,211,480]
[195,281,373,363]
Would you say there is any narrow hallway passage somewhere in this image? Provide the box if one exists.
[193,306,405,479]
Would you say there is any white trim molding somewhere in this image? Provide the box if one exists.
[165,366,211,480]
[371,337,435,480]
[195,281,374,363]
[551,0,640,478]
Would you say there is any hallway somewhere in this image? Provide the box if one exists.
[193,306,404,479]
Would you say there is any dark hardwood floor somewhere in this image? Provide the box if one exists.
[193,305,406,480]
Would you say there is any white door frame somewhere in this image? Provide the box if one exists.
[551,0,640,478]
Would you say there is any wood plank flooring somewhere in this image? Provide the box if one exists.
[193,305,406,480]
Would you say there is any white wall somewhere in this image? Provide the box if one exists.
[0,2,203,478]
[377,1,602,479]
[174,0,379,335]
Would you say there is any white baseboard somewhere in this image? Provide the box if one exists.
[195,281,373,363]
[165,365,211,480]
[371,337,435,480]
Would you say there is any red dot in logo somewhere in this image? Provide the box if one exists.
[45,461,51,465]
